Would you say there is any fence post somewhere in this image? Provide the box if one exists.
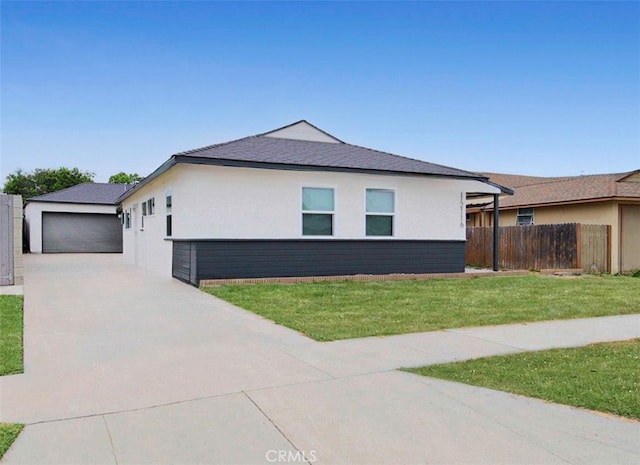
[607,225,612,273]
[576,223,582,270]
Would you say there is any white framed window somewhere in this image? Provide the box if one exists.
[516,208,534,226]
[124,209,131,229]
[166,190,172,237]
[366,189,394,236]
[302,187,334,236]
[146,197,155,216]
[165,190,172,212]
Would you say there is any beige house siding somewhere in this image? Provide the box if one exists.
[526,202,616,225]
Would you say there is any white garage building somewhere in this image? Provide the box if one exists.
[25,183,130,253]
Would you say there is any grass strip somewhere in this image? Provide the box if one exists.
[0,423,24,460]
[0,295,25,458]
[0,295,24,375]
[405,339,640,419]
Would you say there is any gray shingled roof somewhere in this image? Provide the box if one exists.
[118,121,506,203]
[28,183,131,205]
[175,135,478,178]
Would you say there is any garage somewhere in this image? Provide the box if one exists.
[42,212,123,253]
[25,182,131,254]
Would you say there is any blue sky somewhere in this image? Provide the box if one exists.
[1,1,639,183]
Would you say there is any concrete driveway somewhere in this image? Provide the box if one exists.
[1,254,639,464]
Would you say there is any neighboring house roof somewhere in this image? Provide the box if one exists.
[27,182,132,205]
[119,120,511,203]
[477,170,640,210]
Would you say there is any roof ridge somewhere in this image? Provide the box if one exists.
[173,119,345,156]
[514,177,575,188]
[173,135,256,156]
[519,173,624,188]
[29,181,94,200]
[344,142,481,177]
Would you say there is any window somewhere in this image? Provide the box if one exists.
[141,198,155,218]
[146,198,155,216]
[124,210,131,229]
[302,187,334,236]
[366,189,394,236]
[166,191,172,237]
[516,208,534,226]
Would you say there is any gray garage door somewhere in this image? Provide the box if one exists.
[42,212,123,253]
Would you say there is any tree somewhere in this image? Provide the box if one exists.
[2,167,95,199]
[108,172,143,184]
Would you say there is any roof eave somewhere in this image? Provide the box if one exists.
[481,195,640,211]
[116,157,177,204]
[25,200,117,207]
[465,181,515,199]
[173,155,494,181]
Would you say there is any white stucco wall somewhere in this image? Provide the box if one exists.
[121,171,178,276]
[121,163,500,276]
[25,202,117,253]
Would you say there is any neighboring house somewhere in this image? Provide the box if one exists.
[467,171,640,273]
[25,183,130,253]
[117,120,507,284]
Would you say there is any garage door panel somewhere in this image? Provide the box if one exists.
[42,213,122,253]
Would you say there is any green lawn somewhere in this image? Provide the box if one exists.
[405,339,640,420]
[0,296,24,375]
[204,274,640,341]
[0,424,24,459]
[0,295,25,460]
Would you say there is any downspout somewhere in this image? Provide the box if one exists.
[493,194,500,271]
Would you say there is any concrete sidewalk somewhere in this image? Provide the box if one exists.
[1,255,639,465]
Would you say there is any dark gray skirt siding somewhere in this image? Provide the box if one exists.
[171,242,193,283]
[172,239,465,285]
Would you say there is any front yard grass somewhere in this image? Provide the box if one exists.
[404,339,640,420]
[204,274,640,341]
[0,295,24,375]
[0,295,25,460]
[0,424,24,459]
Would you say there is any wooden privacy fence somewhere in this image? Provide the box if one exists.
[466,223,610,273]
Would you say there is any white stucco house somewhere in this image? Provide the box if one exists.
[117,121,508,285]
[25,183,130,253]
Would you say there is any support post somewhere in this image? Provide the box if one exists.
[493,194,500,271]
